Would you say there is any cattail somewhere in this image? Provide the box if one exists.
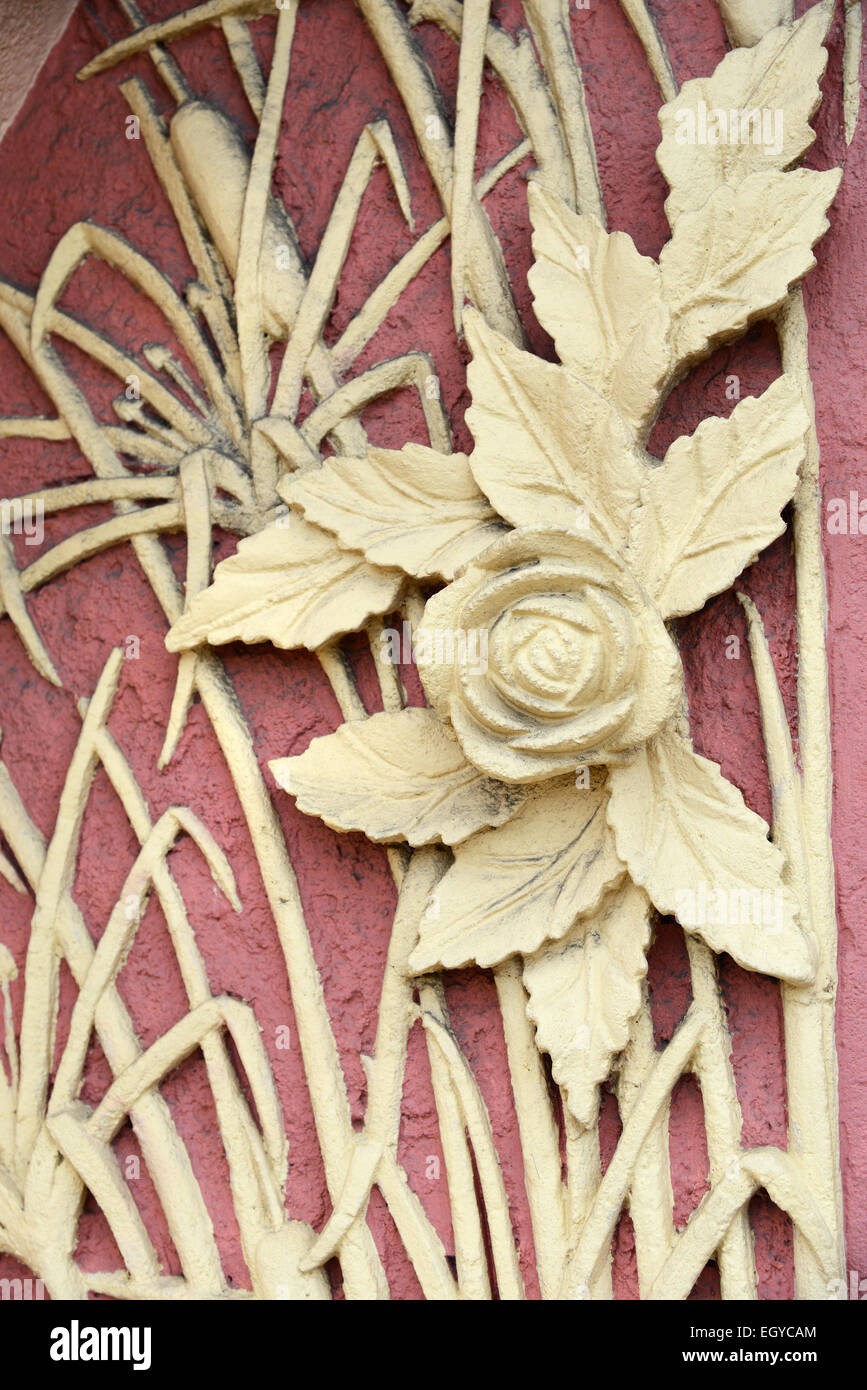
[170,101,304,339]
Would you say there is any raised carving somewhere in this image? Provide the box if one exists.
[0,0,850,1301]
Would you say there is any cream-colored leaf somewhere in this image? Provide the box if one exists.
[658,3,832,226]
[527,183,671,436]
[523,879,651,1127]
[408,772,626,973]
[606,728,815,984]
[279,445,505,581]
[659,167,840,370]
[463,308,645,549]
[718,0,796,52]
[270,708,526,847]
[166,512,403,652]
[628,376,808,618]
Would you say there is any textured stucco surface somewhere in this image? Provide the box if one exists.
[0,0,77,142]
[0,0,864,1299]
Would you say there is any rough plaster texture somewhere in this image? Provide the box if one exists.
[0,0,77,142]
[0,0,863,1299]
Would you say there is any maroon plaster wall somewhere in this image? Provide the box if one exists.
[0,0,864,1300]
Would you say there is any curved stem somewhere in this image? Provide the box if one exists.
[562,1007,705,1297]
[494,960,568,1299]
[686,937,757,1299]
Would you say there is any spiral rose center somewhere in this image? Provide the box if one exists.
[487,591,629,721]
[416,526,683,781]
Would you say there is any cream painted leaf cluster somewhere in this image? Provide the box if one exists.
[167,7,839,1125]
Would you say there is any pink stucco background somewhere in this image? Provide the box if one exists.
[0,0,864,1299]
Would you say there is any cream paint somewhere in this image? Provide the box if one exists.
[0,0,850,1300]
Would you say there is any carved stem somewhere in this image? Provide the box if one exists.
[775,289,845,1294]
[353,0,523,343]
[686,937,757,1299]
[493,960,569,1298]
[562,1006,706,1296]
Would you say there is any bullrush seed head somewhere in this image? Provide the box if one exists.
[170,100,303,338]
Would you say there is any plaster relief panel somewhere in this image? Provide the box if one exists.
[0,0,863,1308]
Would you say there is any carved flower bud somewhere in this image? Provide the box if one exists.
[169,101,302,338]
[415,527,681,783]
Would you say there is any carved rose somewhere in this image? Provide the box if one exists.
[258,172,826,994]
[414,526,681,783]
